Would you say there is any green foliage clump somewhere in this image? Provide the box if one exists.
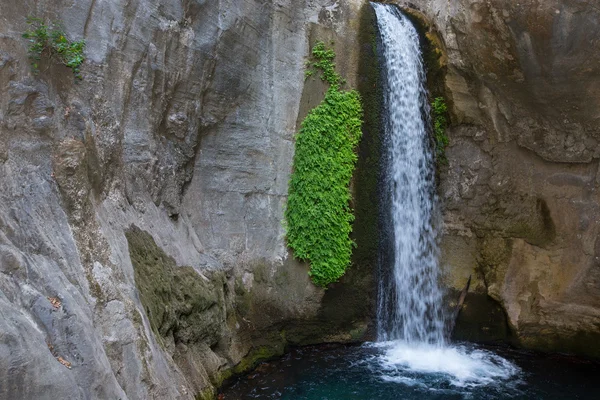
[431,97,449,163]
[305,41,340,86]
[286,42,363,287]
[22,17,86,79]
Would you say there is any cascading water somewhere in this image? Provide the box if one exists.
[373,2,445,345]
[372,2,520,386]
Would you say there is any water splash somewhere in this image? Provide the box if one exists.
[373,2,444,345]
[374,341,521,388]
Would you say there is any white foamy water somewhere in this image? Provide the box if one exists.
[372,2,519,386]
[375,342,520,388]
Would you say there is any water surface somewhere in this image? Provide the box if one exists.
[222,342,600,399]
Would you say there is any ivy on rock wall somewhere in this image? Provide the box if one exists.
[286,42,363,287]
[431,97,448,164]
[22,17,86,79]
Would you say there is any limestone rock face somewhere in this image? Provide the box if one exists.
[401,0,600,356]
[0,0,370,398]
[2,0,598,397]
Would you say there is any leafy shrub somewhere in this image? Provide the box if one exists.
[286,42,363,287]
[308,41,338,85]
[431,97,449,163]
[22,17,86,79]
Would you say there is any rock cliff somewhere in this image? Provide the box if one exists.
[398,0,600,357]
[2,0,600,398]
[0,0,373,398]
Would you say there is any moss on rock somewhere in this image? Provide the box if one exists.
[196,387,215,400]
[232,345,283,375]
[125,226,225,347]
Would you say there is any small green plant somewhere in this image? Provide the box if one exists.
[305,41,340,86]
[22,17,86,79]
[286,42,363,287]
[431,97,449,163]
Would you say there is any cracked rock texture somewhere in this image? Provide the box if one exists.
[0,0,371,399]
[396,0,600,356]
[2,0,600,398]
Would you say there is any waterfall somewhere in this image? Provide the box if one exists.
[373,3,445,345]
[368,4,519,385]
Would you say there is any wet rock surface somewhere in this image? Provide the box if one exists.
[394,0,600,356]
[0,0,371,398]
[2,0,600,398]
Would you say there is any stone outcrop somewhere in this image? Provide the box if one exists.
[2,0,600,398]
[396,0,600,357]
[0,1,375,398]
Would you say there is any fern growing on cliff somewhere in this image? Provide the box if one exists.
[22,17,86,79]
[286,42,363,287]
[432,97,449,163]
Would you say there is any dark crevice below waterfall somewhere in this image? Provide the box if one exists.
[222,3,600,399]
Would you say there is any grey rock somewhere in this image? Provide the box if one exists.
[398,0,600,355]
[0,0,368,398]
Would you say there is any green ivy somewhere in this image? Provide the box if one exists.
[22,17,86,80]
[306,41,339,86]
[286,42,363,287]
[432,97,449,163]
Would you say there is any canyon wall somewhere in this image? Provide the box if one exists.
[401,0,600,356]
[1,0,600,398]
[0,1,373,398]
